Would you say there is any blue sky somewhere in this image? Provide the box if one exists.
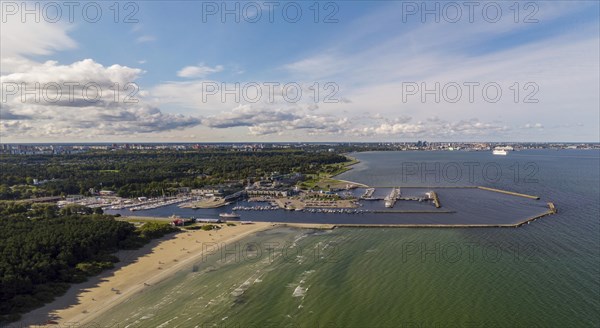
[1,1,599,142]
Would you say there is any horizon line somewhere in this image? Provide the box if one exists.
[1,141,599,145]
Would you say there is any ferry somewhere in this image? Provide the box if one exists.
[219,212,240,219]
[492,149,507,155]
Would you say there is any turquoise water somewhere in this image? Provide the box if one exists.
[93,150,599,327]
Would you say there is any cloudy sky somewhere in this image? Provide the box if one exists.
[1,1,598,142]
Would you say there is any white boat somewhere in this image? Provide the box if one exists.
[493,149,507,155]
[219,212,240,219]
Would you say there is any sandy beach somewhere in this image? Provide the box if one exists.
[16,221,273,327]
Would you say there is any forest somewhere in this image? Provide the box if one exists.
[0,149,348,199]
[0,202,178,323]
[0,149,349,322]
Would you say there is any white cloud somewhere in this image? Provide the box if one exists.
[202,104,350,136]
[283,54,343,81]
[149,80,337,116]
[0,18,76,58]
[523,123,544,129]
[349,117,510,139]
[2,1,597,142]
[0,16,76,74]
[135,35,156,43]
[177,64,224,78]
[200,104,515,139]
[2,59,142,86]
[1,59,201,139]
[279,5,599,141]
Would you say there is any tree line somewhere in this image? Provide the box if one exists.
[0,202,178,323]
[0,150,347,199]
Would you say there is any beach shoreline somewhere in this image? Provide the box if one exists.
[16,221,276,327]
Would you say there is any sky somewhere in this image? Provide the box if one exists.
[1,0,599,142]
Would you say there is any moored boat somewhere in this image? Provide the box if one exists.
[219,212,240,219]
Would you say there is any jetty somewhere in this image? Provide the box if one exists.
[360,188,376,200]
[371,210,455,214]
[513,202,558,227]
[477,186,540,200]
[330,202,558,228]
[429,191,441,208]
[271,223,336,230]
[384,187,401,208]
[548,202,557,213]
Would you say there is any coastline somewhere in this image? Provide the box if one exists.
[334,179,369,188]
[19,204,556,323]
[324,153,369,188]
[4,149,595,328]
[12,145,560,327]
[17,222,275,327]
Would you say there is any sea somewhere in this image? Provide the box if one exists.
[96,150,599,327]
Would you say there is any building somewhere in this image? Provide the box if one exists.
[191,188,223,196]
[246,189,288,197]
[65,195,85,202]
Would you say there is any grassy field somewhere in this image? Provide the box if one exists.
[298,156,361,191]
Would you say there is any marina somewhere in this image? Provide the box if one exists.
[106,186,556,227]
[10,149,596,328]
[128,197,192,211]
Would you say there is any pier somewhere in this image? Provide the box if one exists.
[360,188,376,200]
[104,196,193,211]
[371,210,455,214]
[513,203,558,227]
[330,202,558,228]
[384,187,401,208]
[371,186,477,189]
[430,191,441,208]
[477,186,540,200]
[548,202,557,213]
[109,186,557,229]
